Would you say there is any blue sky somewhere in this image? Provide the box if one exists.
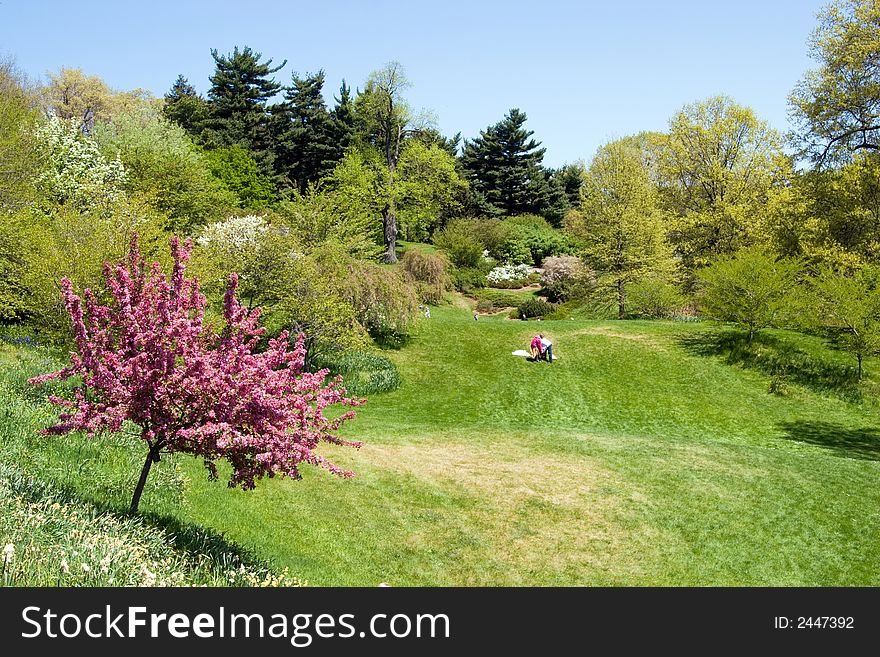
[1,0,826,167]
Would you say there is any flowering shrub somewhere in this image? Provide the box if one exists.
[29,235,363,514]
[197,214,271,255]
[541,256,597,302]
[487,263,532,288]
[35,113,127,210]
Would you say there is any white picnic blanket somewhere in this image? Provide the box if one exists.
[512,349,557,360]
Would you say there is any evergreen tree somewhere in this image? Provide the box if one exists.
[203,46,286,175]
[162,74,210,137]
[278,70,340,194]
[461,108,551,216]
[330,80,356,156]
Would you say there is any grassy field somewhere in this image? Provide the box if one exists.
[3,306,880,585]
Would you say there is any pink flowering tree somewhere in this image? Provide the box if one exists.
[29,236,363,515]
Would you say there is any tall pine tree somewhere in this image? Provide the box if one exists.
[278,70,340,194]
[461,108,552,216]
[330,80,356,157]
[162,74,210,137]
[203,46,286,176]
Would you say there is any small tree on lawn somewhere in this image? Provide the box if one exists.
[697,247,803,345]
[29,236,363,515]
[811,266,880,380]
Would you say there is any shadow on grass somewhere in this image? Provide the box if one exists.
[777,420,880,461]
[676,329,862,401]
[3,462,273,574]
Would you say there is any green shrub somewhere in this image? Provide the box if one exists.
[515,298,557,318]
[474,289,524,310]
[311,351,401,396]
[433,220,483,268]
[627,278,685,318]
[450,267,487,293]
[497,237,533,265]
[400,249,450,304]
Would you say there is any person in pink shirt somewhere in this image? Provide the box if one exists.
[529,335,543,360]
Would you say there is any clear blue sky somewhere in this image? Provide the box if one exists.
[1,0,826,167]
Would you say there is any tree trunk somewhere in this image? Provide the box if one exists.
[748,328,755,347]
[617,278,626,320]
[858,353,863,381]
[383,161,398,264]
[129,444,160,516]
[382,204,398,264]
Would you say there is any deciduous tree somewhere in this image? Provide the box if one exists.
[567,138,674,319]
[29,236,362,515]
[789,0,880,165]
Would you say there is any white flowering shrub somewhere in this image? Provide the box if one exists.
[198,214,271,255]
[35,113,127,209]
[487,263,532,287]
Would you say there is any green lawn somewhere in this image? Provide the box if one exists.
[3,306,880,585]
[177,308,880,585]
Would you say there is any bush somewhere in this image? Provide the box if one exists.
[400,249,450,304]
[450,266,487,293]
[487,263,532,288]
[497,237,533,265]
[541,256,597,302]
[502,215,572,265]
[433,220,483,268]
[310,351,401,396]
[468,217,513,255]
[627,278,685,318]
[474,289,525,311]
[515,298,557,318]
[520,227,572,265]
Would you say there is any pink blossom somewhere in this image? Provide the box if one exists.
[29,235,363,507]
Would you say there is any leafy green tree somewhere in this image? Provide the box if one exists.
[42,67,151,134]
[0,59,40,213]
[203,46,286,175]
[657,96,785,270]
[354,62,416,263]
[395,140,467,241]
[162,74,211,136]
[204,145,275,210]
[697,248,804,346]
[461,108,552,217]
[790,0,880,165]
[94,105,237,232]
[811,265,880,380]
[275,183,381,260]
[567,138,674,319]
[433,219,485,269]
[278,70,340,194]
[17,196,168,337]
